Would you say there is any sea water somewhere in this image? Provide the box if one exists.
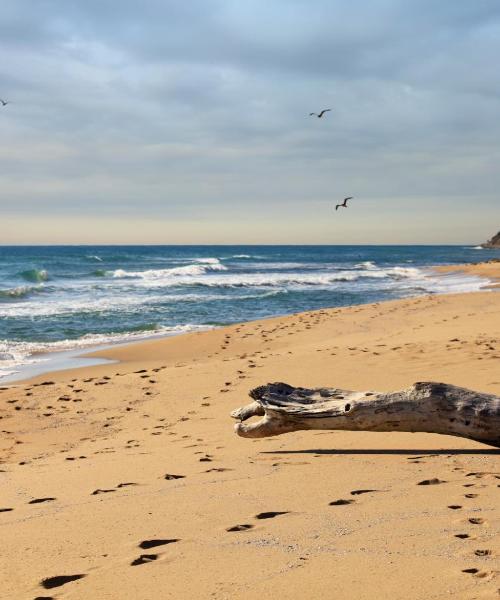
[1,245,498,381]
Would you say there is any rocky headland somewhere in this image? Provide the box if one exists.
[481,230,500,248]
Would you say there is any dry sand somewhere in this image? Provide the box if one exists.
[1,262,499,599]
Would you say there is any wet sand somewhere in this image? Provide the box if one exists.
[436,259,500,288]
[1,262,499,599]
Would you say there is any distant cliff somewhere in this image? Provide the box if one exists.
[482,231,500,248]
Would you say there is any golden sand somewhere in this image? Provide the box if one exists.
[1,262,499,599]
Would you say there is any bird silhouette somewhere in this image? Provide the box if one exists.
[309,109,331,118]
[335,197,352,210]
[0,99,9,107]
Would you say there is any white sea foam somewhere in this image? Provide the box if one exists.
[111,259,227,280]
[240,261,312,270]
[0,324,211,381]
[132,272,353,288]
[0,262,489,321]
[415,272,489,294]
[0,284,43,300]
[222,254,266,260]
[194,257,222,264]
[0,286,290,317]
[355,260,377,270]
[0,293,164,317]
[71,264,456,291]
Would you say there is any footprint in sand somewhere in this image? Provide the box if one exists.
[40,574,86,589]
[417,478,446,485]
[466,471,500,480]
[29,498,56,504]
[329,499,355,506]
[468,517,485,525]
[131,554,158,566]
[448,505,462,510]
[117,482,138,488]
[0,507,13,512]
[255,511,288,519]
[350,489,380,496]
[461,568,492,578]
[462,568,481,574]
[455,533,471,539]
[226,524,253,532]
[474,549,492,556]
[139,539,179,549]
[205,468,232,473]
[164,474,185,480]
[91,488,116,495]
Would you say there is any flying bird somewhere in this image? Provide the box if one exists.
[309,109,331,118]
[0,99,9,107]
[335,197,352,211]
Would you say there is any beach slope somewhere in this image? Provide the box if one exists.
[1,277,499,598]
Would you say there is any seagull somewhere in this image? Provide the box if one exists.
[335,197,352,211]
[0,99,9,107]
[309,109,331,118]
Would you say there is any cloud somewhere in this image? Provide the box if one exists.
[0,0,499,242]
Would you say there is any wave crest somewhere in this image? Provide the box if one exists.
[108,266,422,288]
[0,285,43,300]
[110,259,227,280]
[19,269,48,283]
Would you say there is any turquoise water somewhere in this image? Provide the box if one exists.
[0,245,497,379]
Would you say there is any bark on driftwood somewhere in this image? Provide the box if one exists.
[230,382,500,448]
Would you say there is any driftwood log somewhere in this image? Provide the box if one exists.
[230,382,500,448]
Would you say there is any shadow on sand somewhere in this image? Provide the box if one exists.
[262,448,500,456]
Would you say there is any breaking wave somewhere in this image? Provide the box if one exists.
[0,285,43,300]
[194,257,223,264]
[106,265,424,288]
[355,261,377,269]
[19,268,48,283]
[110,258,227,280]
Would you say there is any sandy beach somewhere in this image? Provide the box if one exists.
[1,262,499,600]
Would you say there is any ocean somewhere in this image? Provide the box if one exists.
[0,245,498,381]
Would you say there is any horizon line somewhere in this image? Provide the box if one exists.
[0,243,488,248]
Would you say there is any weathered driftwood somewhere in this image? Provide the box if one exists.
[230,382,500,447]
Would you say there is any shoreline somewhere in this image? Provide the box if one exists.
[435,259,500,288]
[1,260,498,386]
[0,345,117,385]
[1,263,499,599]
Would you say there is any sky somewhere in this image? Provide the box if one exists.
[0,0,499,244]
